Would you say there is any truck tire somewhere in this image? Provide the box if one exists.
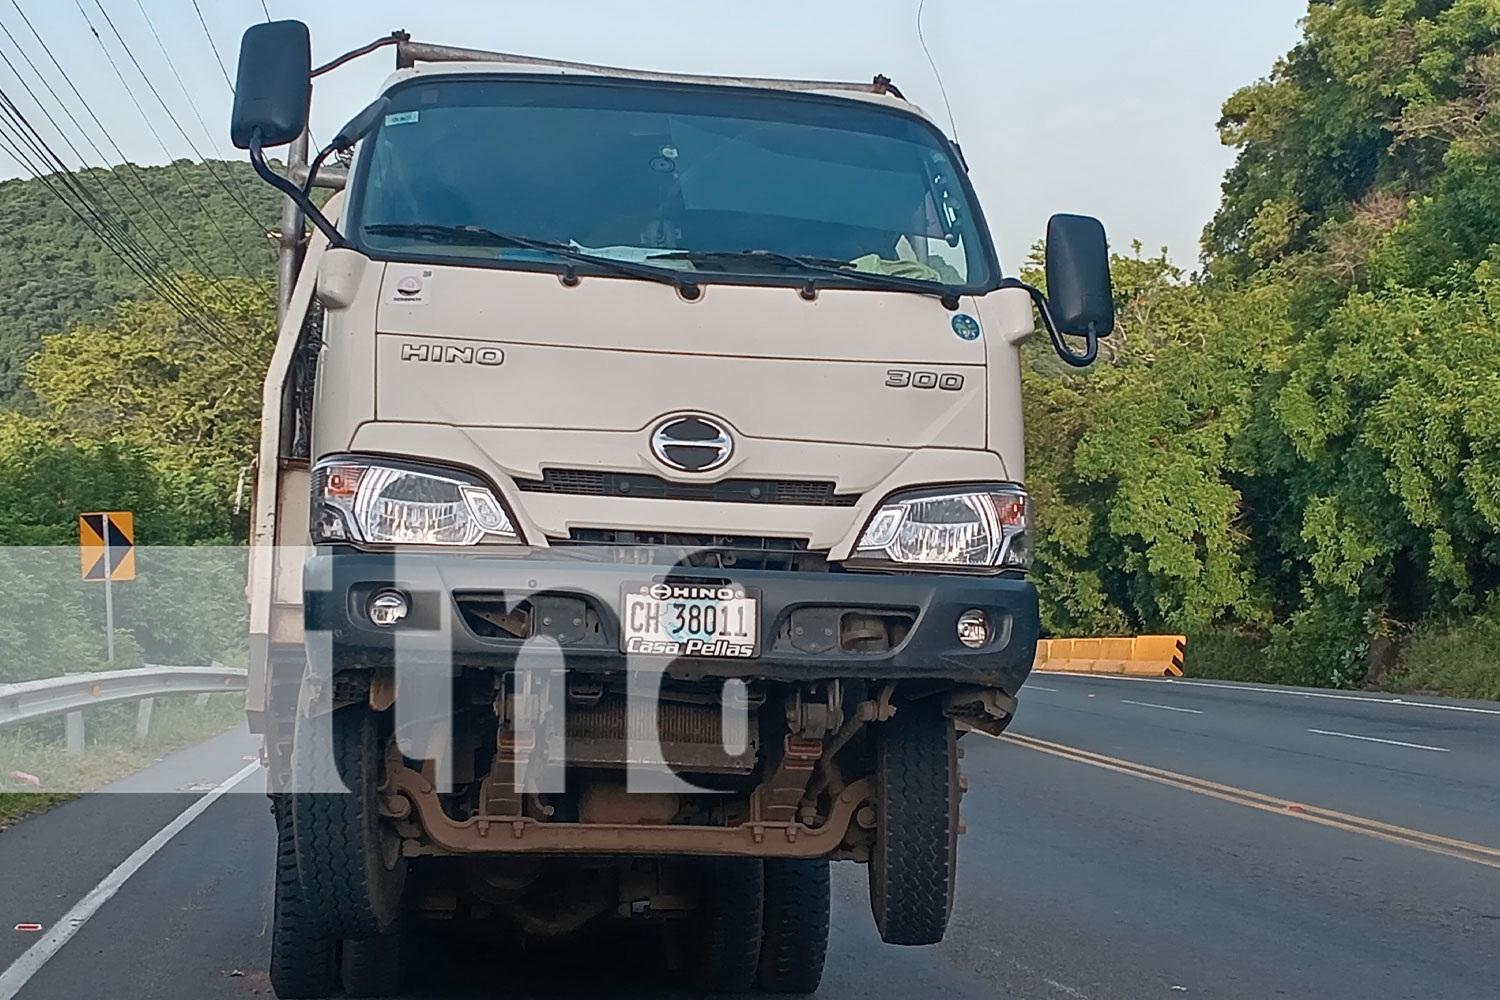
[868,698,958,946]
[290,704,407,939]
[270,809,339,1000]
[757,859,830,994]
[340,933,404,998]
[688,858,764,993]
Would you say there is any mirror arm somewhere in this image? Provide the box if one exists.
[301,97,389,194]
[302,144,337,196]
[997,277,1098,368]
[250,130,348,249]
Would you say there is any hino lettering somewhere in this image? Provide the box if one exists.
[400,343,505,365]
[645,584,741,601]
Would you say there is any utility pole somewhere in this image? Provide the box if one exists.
[276,131,310,325]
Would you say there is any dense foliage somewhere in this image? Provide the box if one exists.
[1027,0,1500,691]
[0,159,278,409]
[0,271,272,679]
[0,158,279,680]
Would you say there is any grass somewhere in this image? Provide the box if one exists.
[1376,616,1500,702]
[1182,628,1273,684]
[0,693,246,830]
[1183,618,1499,702]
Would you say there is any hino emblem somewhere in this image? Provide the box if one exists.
[650,415,733,473]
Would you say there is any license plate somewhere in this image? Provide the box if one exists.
[621,582,759,658]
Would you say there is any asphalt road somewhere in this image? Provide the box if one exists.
[2,674,1497,1000]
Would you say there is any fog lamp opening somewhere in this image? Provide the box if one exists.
[957,609,991,648]
[368,590,410,628]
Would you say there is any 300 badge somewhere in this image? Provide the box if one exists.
[885,370,965,390]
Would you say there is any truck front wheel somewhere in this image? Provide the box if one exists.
[340,932,404,998]
[757,858,830,994]
[868,698,959,946]
[290,703,407,940]
[269,808,339,1000]
[686,858,763,993]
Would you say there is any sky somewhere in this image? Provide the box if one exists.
[0,0,1309,271]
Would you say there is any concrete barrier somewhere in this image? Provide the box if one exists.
[1033,635,1185,677]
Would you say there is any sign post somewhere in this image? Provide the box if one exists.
[103,540,114,666]
[80,511,135,667]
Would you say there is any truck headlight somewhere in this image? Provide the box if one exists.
[851,485,1033,571]
[310,457,521,545]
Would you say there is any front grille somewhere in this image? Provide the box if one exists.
[557,530,826,572]
[516,469,859,507]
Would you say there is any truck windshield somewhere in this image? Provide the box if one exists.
[347,76,994,290]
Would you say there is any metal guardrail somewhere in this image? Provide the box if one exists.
[0,666,247,750]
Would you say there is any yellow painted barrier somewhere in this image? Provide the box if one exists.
[1032,635,1186,677]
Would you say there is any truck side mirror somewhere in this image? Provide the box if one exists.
[230,20,312,150]
[1044,214,1115,338]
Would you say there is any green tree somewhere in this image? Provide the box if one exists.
[0,160,280,408]
[1206,0,1500,281]
[25,273,275,544]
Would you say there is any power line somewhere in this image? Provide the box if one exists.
[129,0,273,255]
[190,0,232,92]
[5,0,252,292]
[916,0,959,143]
[260,1,272,21]
[0,23,155,251]
[0,89,260,370]
[90,1,268,236]
[72,0,259,280]
[0,7,265,377]
[0,91,172,305]
[0,12,244,305]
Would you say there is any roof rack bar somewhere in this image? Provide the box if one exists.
[314,31,409,78]
[394,37,897,96]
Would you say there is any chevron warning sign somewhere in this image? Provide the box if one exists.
[80,511,134,582]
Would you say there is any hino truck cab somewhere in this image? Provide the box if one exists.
[232,19,1112,1000]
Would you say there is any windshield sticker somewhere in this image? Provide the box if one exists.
[388,268,432,306]
[952,313,981,340]
[384,111,420,127]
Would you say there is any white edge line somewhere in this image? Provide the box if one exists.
[0,760,262,1000]
[1120,699,1204,715]
[1306,729,1450,753]
[1024,685,1060,693]
[1043,673,1500,716]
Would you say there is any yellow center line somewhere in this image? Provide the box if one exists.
[985,731,1500,871]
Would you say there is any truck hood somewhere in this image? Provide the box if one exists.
[372,262,987,450]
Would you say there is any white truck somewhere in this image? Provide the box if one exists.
[232,19,1112,999]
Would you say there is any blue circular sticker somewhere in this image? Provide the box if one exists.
[952,313,981,340]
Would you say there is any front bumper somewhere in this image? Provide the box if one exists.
[304,547,1040,692]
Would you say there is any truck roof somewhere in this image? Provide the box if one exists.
[374,45,937,126]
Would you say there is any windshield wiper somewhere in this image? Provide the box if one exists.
[649,249,961,308]
[362,224,702,295]
[652,249,851,270]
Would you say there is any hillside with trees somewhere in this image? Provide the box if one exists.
[0,158,279,409]
[0,159,275,678]
[1025,0,1500,697]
